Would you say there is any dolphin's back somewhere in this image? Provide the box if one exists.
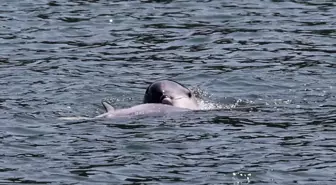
[97,103,189,118]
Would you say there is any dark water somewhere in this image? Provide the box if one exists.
[1,0,336,184]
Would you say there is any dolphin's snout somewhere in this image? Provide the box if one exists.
[160,95,173,105]
[160,95,168,101]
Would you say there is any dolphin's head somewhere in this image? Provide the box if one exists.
[143,80,198,110]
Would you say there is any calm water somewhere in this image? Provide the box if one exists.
[1,0,336,184]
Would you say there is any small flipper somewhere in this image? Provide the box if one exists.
[102,101,115,112]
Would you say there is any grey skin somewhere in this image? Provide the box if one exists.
[96,80,199,118]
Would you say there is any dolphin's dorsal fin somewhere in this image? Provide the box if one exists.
[102,101,115,112]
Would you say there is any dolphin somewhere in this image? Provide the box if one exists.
[60,80,198,120]
[96,80,199,118]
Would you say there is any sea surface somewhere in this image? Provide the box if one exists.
[1,0,336,184]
